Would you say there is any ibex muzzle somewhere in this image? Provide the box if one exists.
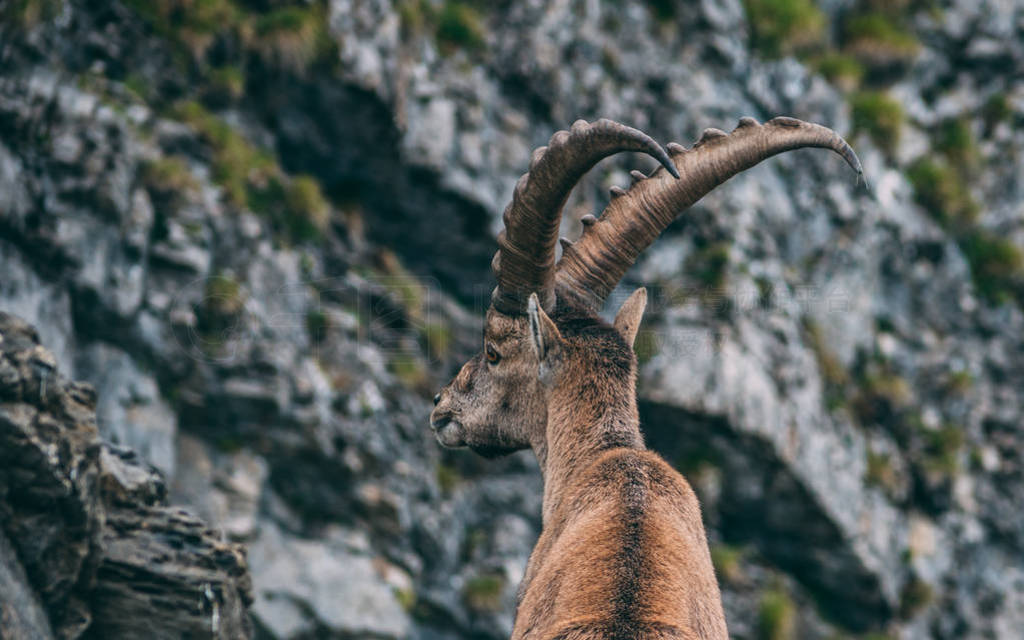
[430,118,862,638]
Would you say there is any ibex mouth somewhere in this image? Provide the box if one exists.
[430,413,465,448]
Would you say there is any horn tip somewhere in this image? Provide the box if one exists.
[665,160,680,179]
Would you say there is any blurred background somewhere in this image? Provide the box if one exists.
[1,0,1022,638]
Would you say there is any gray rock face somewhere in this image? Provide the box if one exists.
[1,0,1023,638]
[0,313,252,639]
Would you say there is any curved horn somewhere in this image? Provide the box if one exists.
[491,119,678,315]
[555,116,863,309]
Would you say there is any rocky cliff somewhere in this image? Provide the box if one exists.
[1,0,1023,638]
[0,313,252,639]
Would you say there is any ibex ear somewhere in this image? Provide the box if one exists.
[527,293,562,362]
[613,287,647,347]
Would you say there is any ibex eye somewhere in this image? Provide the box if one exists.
[485,344,501,364]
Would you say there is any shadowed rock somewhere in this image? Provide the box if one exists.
[0,312,253,639]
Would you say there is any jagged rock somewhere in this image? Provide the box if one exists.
[0,312,252,639]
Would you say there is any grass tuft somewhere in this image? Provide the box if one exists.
[172,100,275,208]
[906,158,979,230]
[757,587,796,640]
[142,156,199,208]
[436,464,460,494]
[813,52,865,91]
[646,0,677,22]
[710,544,744,584]
[743,0,825,59]
[252,5,332,73]
[899,576,934,618]
[463,574,505,612]
[850,91,904,154]
[960,230,1024,304]
[285,175,331,242]
[843,12,920,67]
[436,2,486,53]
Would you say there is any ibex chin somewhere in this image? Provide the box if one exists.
[430,117,862,639]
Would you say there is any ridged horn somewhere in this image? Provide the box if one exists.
[490,119,678,315]
[555,116,863,309]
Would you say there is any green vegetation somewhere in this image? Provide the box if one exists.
[754,276,773,309]
[804,318,849,412]
[123,73,154,102]
[813,53,865,91]
[945,370,973,395]
[121,0,334,74]
[934,118,979,170]
[141,156,199,207]
[710,544,744,584]
[463,574,505,612]
[172,100,274,207]
[393,587,416,612]
[743,0,825,58]
[375,250,426,318]
[215,435,245,453]
[633,329,659,365]
[921,423,965,474]
[389,354,431,395]
[436,464,460,494]
[171,101,334,244]
[688,242,731,291]
[204,274,244,317]
[646,0,677,22]
[285,175,331,242]
[852,362,914,427]
[960,230,1024,304]
[422,322,453,361]
[843,12,920,64]
[123,0,239,59]
[206,66,246,102]
[850,91,904,154]
[252,5,332,73]
[904,107,1023,308]
[2,0,63,26]
[757,587,796,640]
[201,274,246,345]
[436,2,486,53]
[899,576,934,617]
[862,371,912,410]
[906,158,979,229]
[864,449,900,495]
[397,0,429,36]
[306,309,329,344]
[982,92,1013,129]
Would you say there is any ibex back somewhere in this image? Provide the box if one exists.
[430,117,863,639]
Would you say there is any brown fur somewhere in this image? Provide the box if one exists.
[431,292,727,639]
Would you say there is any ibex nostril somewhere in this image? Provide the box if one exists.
[433,393,441,406]
[430,414,451,431]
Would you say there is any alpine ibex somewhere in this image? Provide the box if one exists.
[430,117,862,639]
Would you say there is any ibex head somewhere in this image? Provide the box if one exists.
[430,117,862,456]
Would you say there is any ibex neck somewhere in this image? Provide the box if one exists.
[534,379,643,525]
